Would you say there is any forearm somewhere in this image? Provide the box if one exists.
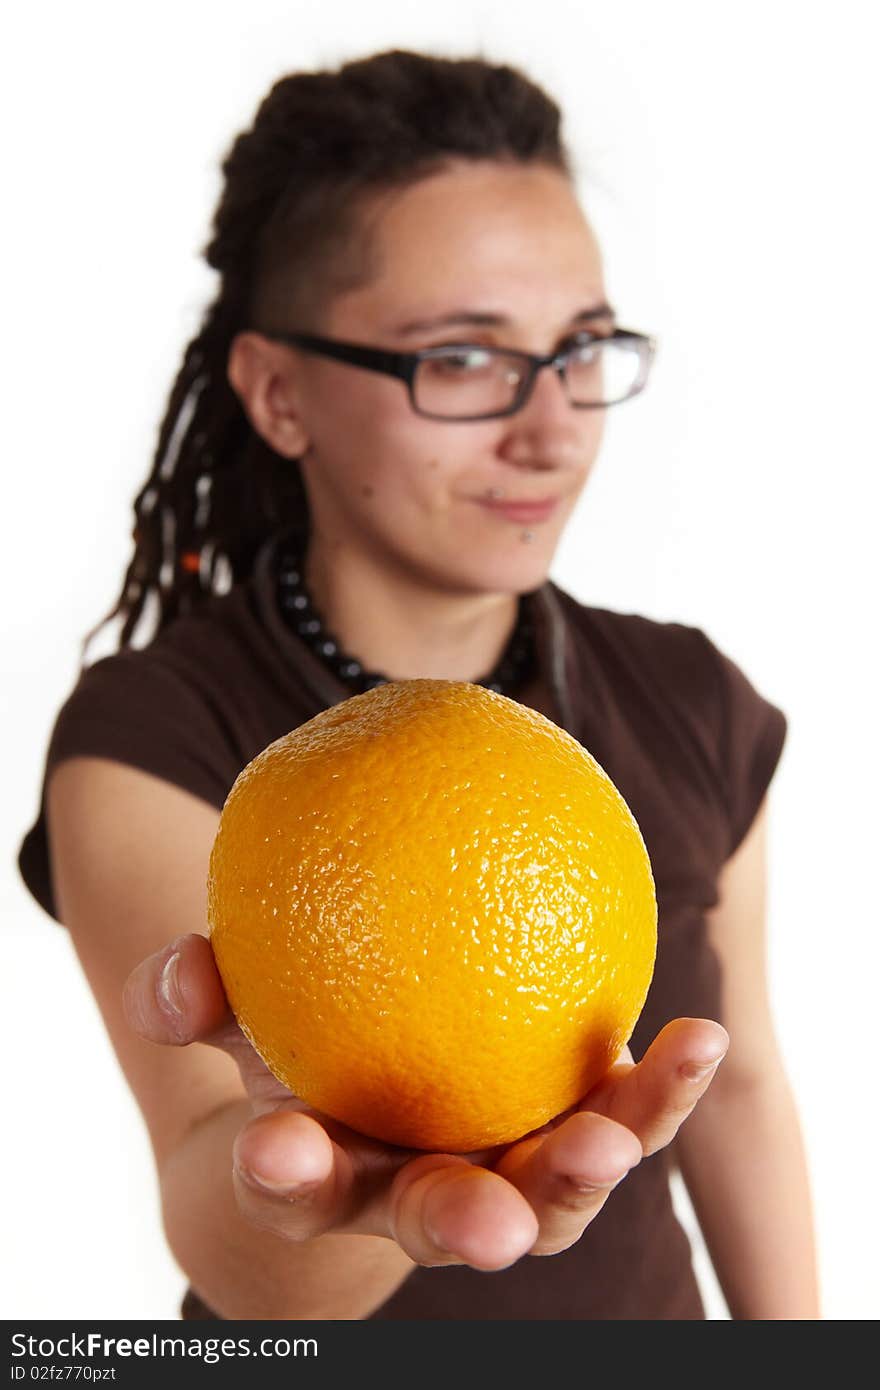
[160,1100,415,1320]
[673,1070,820,1319]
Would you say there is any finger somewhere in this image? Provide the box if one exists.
[388,1154,540,1270]
[493,1109,643,1255]
[122,933,231,1047]
[585,1017,730,1156]
[232,1108,353,1241]
[232,1114,538,1268]
[232,1106,428,1241]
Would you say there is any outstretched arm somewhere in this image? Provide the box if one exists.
[672,797,820,1319]
[50,753,729,1321]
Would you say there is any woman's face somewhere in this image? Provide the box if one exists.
[274,160,612,598]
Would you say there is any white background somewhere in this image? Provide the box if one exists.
[3,0,878,1321]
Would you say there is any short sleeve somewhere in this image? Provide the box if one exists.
[17,649,242,925]
[696,631,789,859]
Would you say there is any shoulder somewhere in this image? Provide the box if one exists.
[70,583,256,711]
[47,585,267,811]
[20,574,288,925]
[550,580,722,709]
[548,582,788,858]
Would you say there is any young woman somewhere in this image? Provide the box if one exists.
[18,49,818,1320]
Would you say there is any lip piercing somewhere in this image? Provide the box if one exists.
[520,530,535,544]
[486,487,505,499]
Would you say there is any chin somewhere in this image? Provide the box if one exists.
[458,547,555,597]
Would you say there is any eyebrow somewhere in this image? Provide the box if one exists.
[393,302,616,337]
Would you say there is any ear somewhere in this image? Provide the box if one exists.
[226,331,311,458]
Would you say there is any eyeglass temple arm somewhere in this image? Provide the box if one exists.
[272,332,416,383]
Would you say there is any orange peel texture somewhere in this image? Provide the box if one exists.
[208,679,657,1152]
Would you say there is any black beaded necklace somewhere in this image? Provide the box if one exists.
[274,532,537,698]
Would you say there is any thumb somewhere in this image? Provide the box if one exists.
[122,932,230,1046]
[584,1017,729,1156]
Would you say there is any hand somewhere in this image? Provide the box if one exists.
[123,933,728,1271]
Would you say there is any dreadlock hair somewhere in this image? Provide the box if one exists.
[79,48,573,672]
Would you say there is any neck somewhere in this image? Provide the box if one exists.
[303,534,521,683]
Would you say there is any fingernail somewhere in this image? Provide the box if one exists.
[564,1158,636,1195]
[237,1165,319,1197]
[681,1056,724,1082]
[574,1170,629,1194]
[157,952,183,1020]
[562,1178,607,1196]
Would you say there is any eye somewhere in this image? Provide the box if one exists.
[561,331,612,365]
[567,340,601,365]
[565,325,614,349]
[423,347,496,375]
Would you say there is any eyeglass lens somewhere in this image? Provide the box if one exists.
[413,340,646,418]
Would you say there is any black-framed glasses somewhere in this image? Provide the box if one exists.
[257,327,657,421]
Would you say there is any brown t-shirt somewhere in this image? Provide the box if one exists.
[17,528,787,1320]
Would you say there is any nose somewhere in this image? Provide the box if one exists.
[496,359,584,471]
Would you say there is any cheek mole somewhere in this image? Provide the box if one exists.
[361,485,376,499]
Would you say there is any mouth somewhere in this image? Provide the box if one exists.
[474,496,561,524]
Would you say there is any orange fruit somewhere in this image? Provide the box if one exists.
[207,679,656,1152]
